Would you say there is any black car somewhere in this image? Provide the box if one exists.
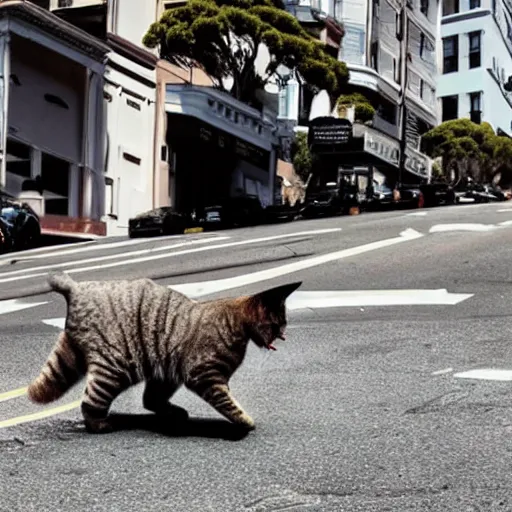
[0,192,41,251]
[455,183,508,204]
[369,183,424,210]
[300,182,346,219]
[198,196,265,230]
[0,216,12,254]
[128,207,193,238]
[419,183,456,207]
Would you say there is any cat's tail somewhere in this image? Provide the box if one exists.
[48,271,76,299]
[27,331,84,404]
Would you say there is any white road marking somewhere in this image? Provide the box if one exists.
[405,212,427,217]
[0,233,202,263]
[284,289,473,309]
[0,240,96,263]
[429,223,497,233]
[0,228,342,284]
[170,228,424,298]
[497,209,512,213]
[42,318,66,330]
[432,367,454,376]
[0,299,48,316]
[0,237,230,282]
[499,220,512,227]
[454,369,512,381]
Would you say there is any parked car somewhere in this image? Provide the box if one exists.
[0,216,13,254]
[262,202,300,223]
[368,183,424,211]
[419,183,456,208]
[0,192,41,251]
[198,195,265,230]
[128,207,192,238]
[300,183,344,219]
[455,183,508,204]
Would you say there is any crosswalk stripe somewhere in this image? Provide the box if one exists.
[454,369,512,381]
[42,318,66,330]
[0,299,48,316]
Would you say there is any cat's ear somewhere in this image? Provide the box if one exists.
[252,281,302,309]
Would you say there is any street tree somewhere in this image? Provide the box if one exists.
[336,93,375,124]
[143,0,348,106]
[290,131,315,183]
[421,119,512,185]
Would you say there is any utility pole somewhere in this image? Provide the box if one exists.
[397,0,409,188]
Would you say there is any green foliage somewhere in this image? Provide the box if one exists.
[421,119,512,184]
[290,131,315,182]
[336,93,376,123]
[144,0,348,104]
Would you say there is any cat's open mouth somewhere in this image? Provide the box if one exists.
[266,332,286,351]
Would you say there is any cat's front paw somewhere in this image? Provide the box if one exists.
[237,414,255,431]
[84,418,115,434]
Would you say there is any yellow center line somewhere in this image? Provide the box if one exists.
[0,387,27,403]
[0,400,81,429]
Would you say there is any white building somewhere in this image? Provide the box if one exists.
[46,0,160,235]
[438,0,512,135]
[0,1,109,236]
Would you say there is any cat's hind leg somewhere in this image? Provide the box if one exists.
[81,363,130,434]
[143,380,188,422]
[186,377,255,430]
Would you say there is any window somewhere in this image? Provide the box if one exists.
[163,1,187,9]
[469,0,480,8]
[442,0,459,15]
[377,99,397,125]
[469,31,481,69]
[420,0,429,16]
[443,36,458,73]
[420,79,425,100]
[469,92,482,124]
[442,95,458,121]
[371,42,379,72]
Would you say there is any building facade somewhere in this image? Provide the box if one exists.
[0,1,109,236]
[438,0,512,136]
[47,0,160,235]
[279,0,438,188]
[42,0,282,230]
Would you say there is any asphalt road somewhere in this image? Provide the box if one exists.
[1,203,512,511]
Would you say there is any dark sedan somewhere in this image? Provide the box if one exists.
[0,192,41,251]
[128,207,193,238]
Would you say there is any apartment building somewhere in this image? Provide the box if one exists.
[280,0,438,186]
[438,0,512,136]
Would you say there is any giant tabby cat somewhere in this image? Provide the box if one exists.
[28,272,301,434]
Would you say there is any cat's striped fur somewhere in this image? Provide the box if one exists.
[28,272,301,434]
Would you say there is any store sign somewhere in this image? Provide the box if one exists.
[308,117,353,146]
[404,147,432,179]
[363,128,400,167]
